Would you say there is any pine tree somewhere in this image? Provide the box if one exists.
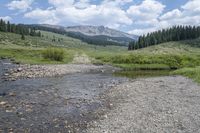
[21,33,25,40]
[129,25,200,50]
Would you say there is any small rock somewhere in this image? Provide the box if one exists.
[6,110,13,113]
[17,68,23,72]
[76,104,81,108]
[9,92,16,96]
[0,101,7,105]
[103,115,108,119]
[64,120,68,124]
[27,75,32,78]
[21,118,26,121]
[4,73,9,76]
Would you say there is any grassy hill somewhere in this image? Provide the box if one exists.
[0,31,126,64]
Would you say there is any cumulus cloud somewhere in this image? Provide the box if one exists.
[0,16,12,21]
[24,8,59,24]
[159,0,200,27]
[7,0,34,12]
[128,0,200,35]
[126,0,165,35]
[160,9,182,20]
[127,0,165,20]
[24,0,132,27]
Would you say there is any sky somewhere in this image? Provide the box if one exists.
[0,0,199,35]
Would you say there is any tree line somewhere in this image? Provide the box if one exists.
[128,25,200,50]
[0,19,41,38]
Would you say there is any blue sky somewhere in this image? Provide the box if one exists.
[0,0,199,35]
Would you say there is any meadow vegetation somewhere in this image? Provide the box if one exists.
[42,48,64,61]
[1,31,200,82]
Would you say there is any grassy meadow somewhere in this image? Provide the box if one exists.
[1,31,200,82]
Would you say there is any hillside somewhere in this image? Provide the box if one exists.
[0,31,126,64]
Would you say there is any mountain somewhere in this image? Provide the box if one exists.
[30,24,138,46]
[65,25,137,40]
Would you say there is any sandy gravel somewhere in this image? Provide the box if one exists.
[6,64,106,80]
[87,76,200,133]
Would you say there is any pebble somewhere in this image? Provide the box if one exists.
[0,101,7,105]
[6,110,13,113]
[9,92,16,96]
[17,68,23,72]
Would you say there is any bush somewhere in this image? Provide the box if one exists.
[42,48,64,61]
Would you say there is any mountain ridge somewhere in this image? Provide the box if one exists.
[39,24,138,40]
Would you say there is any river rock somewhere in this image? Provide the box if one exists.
[17,68,23,72]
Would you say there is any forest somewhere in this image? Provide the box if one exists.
[129,25,200,50]
[0,19,41,37]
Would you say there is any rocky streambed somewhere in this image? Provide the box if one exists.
[4,64,115,81]
[1,59,200,133]
[0,60,128,133]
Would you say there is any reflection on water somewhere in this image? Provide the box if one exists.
[113,70,172,79]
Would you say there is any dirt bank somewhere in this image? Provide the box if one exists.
[87,76,200,133]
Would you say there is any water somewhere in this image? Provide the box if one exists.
[0,60,127,132]
[113,70,172,79]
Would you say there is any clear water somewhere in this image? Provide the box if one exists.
[113,70,172,79]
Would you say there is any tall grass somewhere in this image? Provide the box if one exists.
[172,66,200,83]
[96,53,200,70]
[42,48,64,61]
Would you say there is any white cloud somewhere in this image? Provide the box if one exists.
[128,0,200,35]
[126,0,165,35]
[160,9,182,20]
[7,0,34,12]
[159,0,200,27]
[128,27,157,35]
[75,0,90,9]
[182,0,200,11]
[24,0,132,28]
[102,0,133,7]
[0,16,12,21]
[24,8,59,24]
[48,0,74,8]
[127,0,165,20]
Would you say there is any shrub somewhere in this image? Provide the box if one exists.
[42,48,64,61]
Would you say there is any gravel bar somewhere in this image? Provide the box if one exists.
[87,76,200,133]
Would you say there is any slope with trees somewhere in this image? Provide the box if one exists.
[129,25,200,50]
[0,19,41,38]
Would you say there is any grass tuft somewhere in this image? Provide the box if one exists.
[42,48,64,61]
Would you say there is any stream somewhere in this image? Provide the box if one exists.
[0,60,128,133]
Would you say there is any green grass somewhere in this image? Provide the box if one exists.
[0,31,125,64]
[114,64,171,70]
[172,66,200,83]
[0,48,73,64]
[1,31,200,83]
[42,48,64,61]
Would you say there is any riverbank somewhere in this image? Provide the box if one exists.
[4,64,105,80]
[87,76,200,133]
